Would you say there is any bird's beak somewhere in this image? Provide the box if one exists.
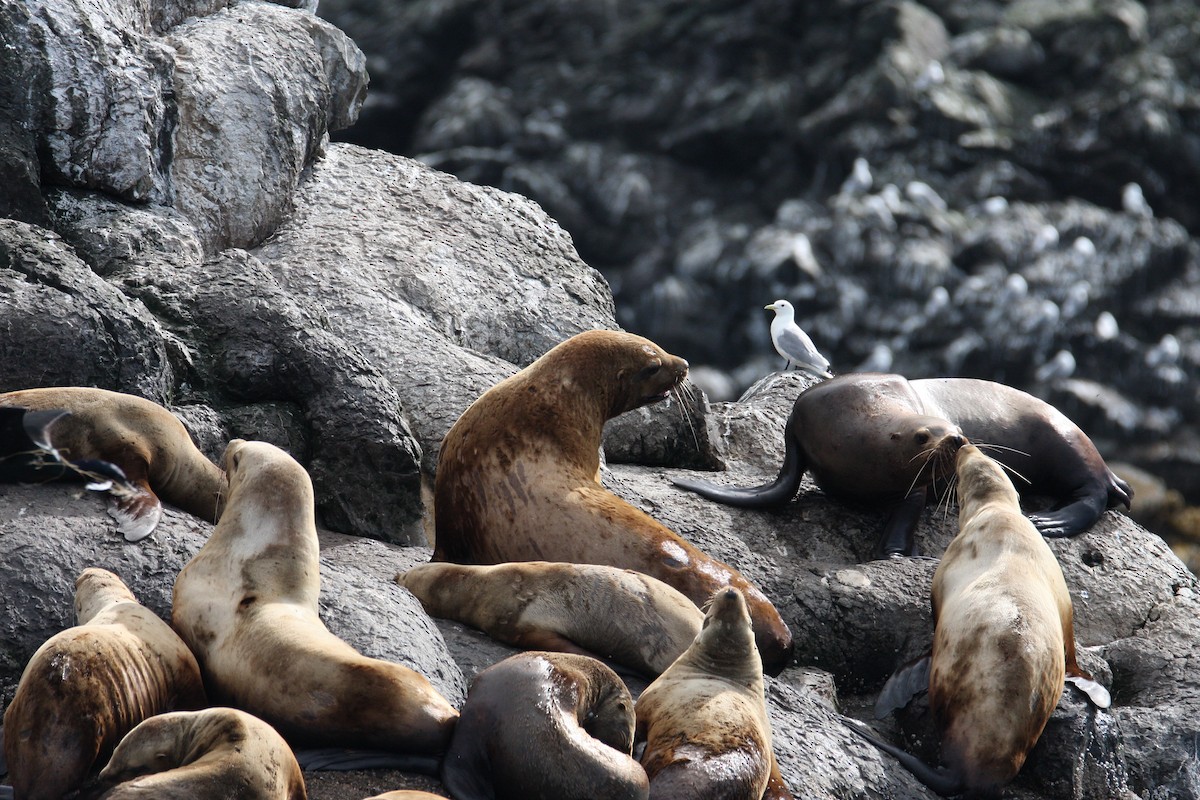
[764,303,775,310]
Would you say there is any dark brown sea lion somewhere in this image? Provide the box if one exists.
[433,329,794,674]
[851,444,1111,797]
[0,388,226,541]
[442,651,649,800]
[636,586,790,800]
[398,561,703,677]
[95,707,306,799]
[3,568,206,800]
[171,439,458,758]
[673,373,1132,556]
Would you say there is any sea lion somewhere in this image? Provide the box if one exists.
[673,373,1132,556]
[94,707,306,800]
[171,439,458,758]
[636,586,788,800]
[442,651,649,800]
[852,444,1111,797]
[0,387,226,541]
[433,329,793,675]
[3,568,206,800]
[398,561,703,677]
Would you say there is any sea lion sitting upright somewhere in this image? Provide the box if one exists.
[172,439,458,758]
[95,707,306,800]
[442,651,649,800]
[636,586,790,800]
[673,373,1132,556]
[0,388,227,541]
[433,329,793,675]
[852,444,1111,797]
[3,568,207,800]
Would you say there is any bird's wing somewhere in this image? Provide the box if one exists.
[775,327,830,371]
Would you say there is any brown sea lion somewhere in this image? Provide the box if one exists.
[3,568,206,800]
[398,561,703,677]
[852,444,1111,797]
[636,586,790,800]
[673,373,1132,556]
[95,707,306,799]
[171,439,458,758]
[442,651,648,800]
[433,329,793,674]
[0,387,226,541]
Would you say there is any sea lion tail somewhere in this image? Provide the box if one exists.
[844,718,965,797]
[670,433,804,509]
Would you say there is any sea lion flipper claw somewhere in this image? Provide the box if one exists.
[874,653,930,718]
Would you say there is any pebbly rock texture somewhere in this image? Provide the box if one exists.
[2,0,1199,798]
[318,0,1200,542]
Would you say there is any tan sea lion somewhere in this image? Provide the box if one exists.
[673,373,1132,556]
[0,387,226,541]
[853,444,1111,796]
[433,329,794,675]
[442,651,648,800]
[171,439,458,758]
[95,707,306,799]
[635,586,789,800]
[398,561,703,677]
[3,568,206,800]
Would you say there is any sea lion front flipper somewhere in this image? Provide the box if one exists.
[877,487,928,558]
[108,482,163,542]
[874,653,930,719]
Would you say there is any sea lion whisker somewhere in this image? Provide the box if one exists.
[975,442,1031,459]
[672,383,702,453]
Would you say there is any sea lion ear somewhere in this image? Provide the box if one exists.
[1065,674,1111,709]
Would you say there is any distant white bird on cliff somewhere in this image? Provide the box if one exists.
[764,299,832,379]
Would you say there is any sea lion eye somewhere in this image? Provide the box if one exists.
[641,364,662,378]
[915,431,930,445]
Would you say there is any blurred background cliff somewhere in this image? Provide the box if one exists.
[317,0,1200,568]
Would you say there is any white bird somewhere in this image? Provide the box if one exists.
[765,300,832,378]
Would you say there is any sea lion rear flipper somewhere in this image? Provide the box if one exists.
[108,483,163,542]
[1065,667,1111,709]
[875,653,930,719]
[1028,490,1108,538]
[761,753,794,800]
[670,432,805,509]
[844,717,964,796]
[294,747,440,774]
[877,487,927,558]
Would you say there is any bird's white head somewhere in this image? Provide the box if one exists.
[765,299,795,319]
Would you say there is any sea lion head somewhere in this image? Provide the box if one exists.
[895,416,967,487]
[543,330,689,419]
[689,586,762,680]
[219,438,315,525]
[74,567,136,625]
[97,712,193,784]
[955,443,1021,522]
